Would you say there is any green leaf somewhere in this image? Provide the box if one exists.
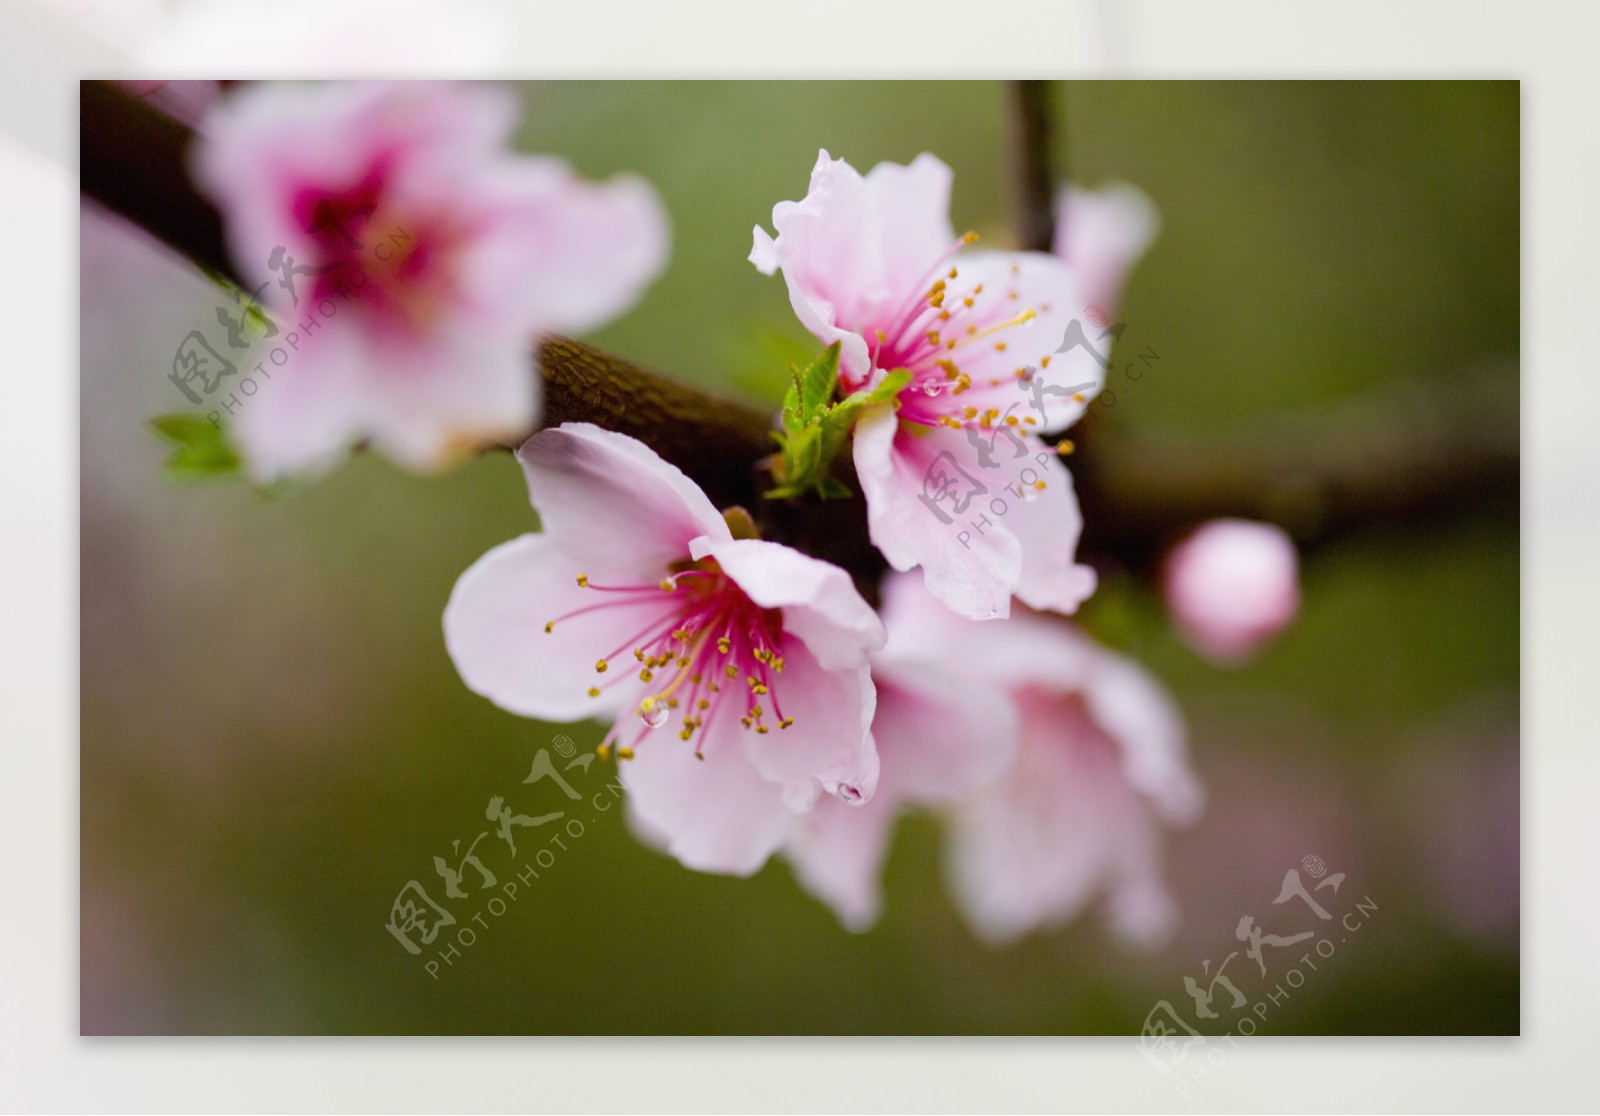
[797,341,840,425]
[149,413,243,481]
[765,344,909,502]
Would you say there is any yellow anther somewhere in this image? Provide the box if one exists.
[926,331,941,346]
[962,231,979,245]
[698,699,710,710]
[1024,415,1038,425]
[994,342,1007,352]
[963,406,977,419]
[667,697,680,709]
[726,664,738,678]
[1005,415,1019,426]
[544,621,555,634]
[1072,392,1086,403]
[1056,439,1075,455]
[939,416,961,430]
[659,577,675,591]
[595,660,608,674]
[963,297,974,308]
[741,716,752,728]
[717,636,731,654]
[617,747,635,761]
[755,725,769,735]
[1033,480,1048,490]
[1040,355,1052,367]
[876,328,887,344]
[948,267,958,279]
[576,574,588,587]
[779,717,795,729]
[633,648,645,662]
[596,743,611,759]
[639,669,654,683]
[587,686,601,698]
[936,359,960,379]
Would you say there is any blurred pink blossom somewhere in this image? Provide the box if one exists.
[1052,182,1160,319]
[783,602,1019,931]
[880,573,1204,947]
[1165,518,1301,665]
[444,424,884,877]
[192,81,668,478]
[751,151,1101,621]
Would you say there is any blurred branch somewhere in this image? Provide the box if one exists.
[79,80,1517,587]
[1073,362,1520,572]
[1007,80,1058,252]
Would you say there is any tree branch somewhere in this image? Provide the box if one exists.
[1007,80,1059,252]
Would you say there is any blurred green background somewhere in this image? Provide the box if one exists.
[80,81,1518,1035]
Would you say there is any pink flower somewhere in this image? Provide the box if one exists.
[192,82,669,478]
[1164,518,1301,665]
[751,151,1101,621]
[879,573,1204,946]
[443,424,884,876]
[1053,182,1160,319]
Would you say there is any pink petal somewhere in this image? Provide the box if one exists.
[618,714,797,877]
[937,250,1104,431]
[227,324,369,480]
[868,660,1019,803]
[750,150,954,387]
[470,158,669,335]
[863,153,957,300]
[944,690,1173,946]
[782,783,898,932]
[739,648,879,808]
[518,423,730,576]
[442,533,658,722]
[1003,449,1098,617]
[1053,182,1160,317]
[693,537,885,670]
[781,658,1017,932]
[853,408,1021,621]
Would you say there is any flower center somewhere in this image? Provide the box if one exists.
[863,233,1065,441]
[543,558,794,762]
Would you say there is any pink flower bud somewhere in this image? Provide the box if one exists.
[1165,519,1300,665]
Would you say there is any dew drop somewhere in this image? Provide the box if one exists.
[638,702,669,729]
[1020,484,1041,503]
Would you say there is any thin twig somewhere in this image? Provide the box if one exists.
[1007,80,1059,252]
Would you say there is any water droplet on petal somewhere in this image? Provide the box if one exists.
[836,784,865,805]
[639,702,668,729]
[1020,484,1041,503]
